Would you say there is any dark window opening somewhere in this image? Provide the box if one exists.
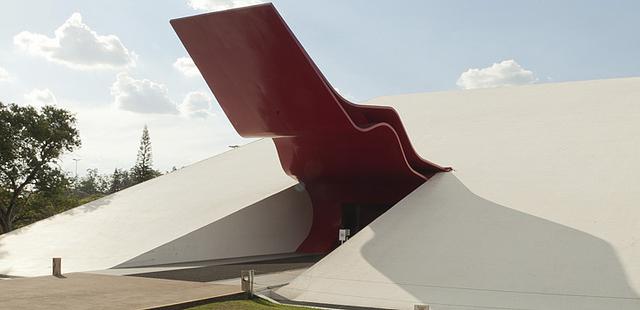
[341,203,392,235]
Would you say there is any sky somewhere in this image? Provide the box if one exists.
[0,0,639,176]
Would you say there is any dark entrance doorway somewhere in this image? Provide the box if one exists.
[341,203,392,235]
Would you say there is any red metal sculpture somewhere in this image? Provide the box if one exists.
[171,3,450,253]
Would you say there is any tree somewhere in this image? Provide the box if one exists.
[0,102,81,233]
[131,125,160,183]
[108,168,132,193]
[75,168,108,196]
[12,171,77,230]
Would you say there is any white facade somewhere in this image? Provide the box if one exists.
[0,140,311,277]
[277,77,640,309]
[2,77,640,310]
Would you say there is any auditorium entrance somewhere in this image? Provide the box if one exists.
[341,203,392,236]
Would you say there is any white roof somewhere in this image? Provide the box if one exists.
[0,140,301,277]
[278,77,640,309]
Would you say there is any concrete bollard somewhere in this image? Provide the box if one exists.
[52,257,62,277]
[241,270,255,298]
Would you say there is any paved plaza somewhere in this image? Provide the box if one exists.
[0,272,242,309]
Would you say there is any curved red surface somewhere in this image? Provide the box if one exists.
[171,4,450,253]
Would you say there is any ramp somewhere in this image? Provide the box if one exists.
[0,139,312,277]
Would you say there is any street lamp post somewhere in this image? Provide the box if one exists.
[72,158,81,179]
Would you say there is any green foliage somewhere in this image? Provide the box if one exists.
[12,171,78,230]
[186,298,314,310]
[132,125,161,183]
[0,107,166,233]
[0,102,81,233]
[57,126,166,211]
[108,168,133,194]
[75,168,109,196]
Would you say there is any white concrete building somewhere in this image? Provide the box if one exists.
[2,77,640,309]
[276,78,640,310]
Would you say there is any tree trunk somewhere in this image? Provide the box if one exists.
[0,214,10,234]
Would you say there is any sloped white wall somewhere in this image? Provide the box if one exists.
[118,186,311,268]
[0,139,302,277]
[279,173,640,309]
[279,78,640,309]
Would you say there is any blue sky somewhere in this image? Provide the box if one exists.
[0,0,639,175]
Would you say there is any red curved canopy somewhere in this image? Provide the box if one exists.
[171,3,450,252]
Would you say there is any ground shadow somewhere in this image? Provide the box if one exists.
[0,194,116,239]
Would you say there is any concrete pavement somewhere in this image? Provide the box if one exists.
[0,272,242,309]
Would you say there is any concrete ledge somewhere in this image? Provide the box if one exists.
[149,292,247,310]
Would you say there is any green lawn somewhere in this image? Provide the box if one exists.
[186,297,315,310]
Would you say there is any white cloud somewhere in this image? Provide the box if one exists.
[179,91,214,118]
[13,13,135,70]
[173,57,200,77]
[187,0,264,11]
[24,88,58,107]
[0,66,10,82]
[457,59,537,90]
[111,72,178,114]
